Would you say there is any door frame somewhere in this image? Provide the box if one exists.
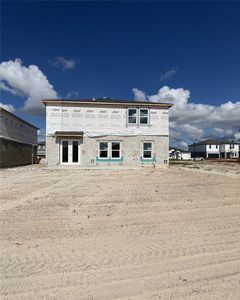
[60,139,81,165]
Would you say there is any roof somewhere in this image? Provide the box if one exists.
[189,139,239,146]
[42,98,173,108]
[189,139,220,146]
[219,140,239,145]
[0,107,39,130]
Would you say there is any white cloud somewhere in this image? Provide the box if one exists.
[178,141,188,150]
[234,132,240,141]
[132,86,240,147]
[132,88,147,101]
[159,69,177,81]
[0,102,15,113]
[50,56,77,71]
[0,59,58,115]
[66,90,79,98]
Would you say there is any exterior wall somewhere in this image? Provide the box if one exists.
[46,135,169,167]
[0,138,37,168]
[46,136,60,166]
[46,105,169,137]
[0,108,38,168]
[0,109,37,144]
[181,153,191,160]
[206,144,220,158]
[189,144,207,158]
[220,144,239,158]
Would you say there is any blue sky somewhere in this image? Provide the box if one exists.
[1,1,240,145]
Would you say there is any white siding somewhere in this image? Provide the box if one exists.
[206,144,219,153]
[181,153,191,160]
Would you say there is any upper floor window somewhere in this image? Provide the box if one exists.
[127,108,149,125]
[209,145,212,149]
[230,144,234,149]
[139,109,149,124]
[128,109,137,124]
[216,145,218,149]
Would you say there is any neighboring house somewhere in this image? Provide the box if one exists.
[42,98,173,167]
[169,147,191,160]
[189,139,239,159]
[37,141,46,158]
[0,107,38,168]
[219,141,239,159]
[189,139,220,158]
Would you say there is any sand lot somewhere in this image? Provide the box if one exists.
[1,162,240,299]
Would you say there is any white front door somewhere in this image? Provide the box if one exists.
[60,139,80,165]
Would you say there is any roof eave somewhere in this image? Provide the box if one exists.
[42,99,173,108]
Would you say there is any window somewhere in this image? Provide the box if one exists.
[72,141,79,163]
[216,145,218,149]
[143,142,152,159]
[99,142,108,158]
[128,109,137,124]
[111,142,120,158]
[128,108,150,125]
[209,145,212,149]
[62,141,68,162]
[98,142,121,159]
[139,109,149,124]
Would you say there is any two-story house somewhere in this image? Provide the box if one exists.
[42,98,173,167]
[189,139,239,159]
[0,107,38,168]
[189,139,220,158]
[219,141,239,159]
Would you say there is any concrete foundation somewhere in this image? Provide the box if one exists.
[46,135,169,167]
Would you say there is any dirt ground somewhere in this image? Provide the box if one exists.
[1,162,240,299]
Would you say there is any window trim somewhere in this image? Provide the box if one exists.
[127,108,138,125]
[139,108,149,125]
[142,142,153,159]
[98,141,109,159]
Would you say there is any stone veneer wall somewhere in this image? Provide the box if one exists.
[46,135,169,167]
